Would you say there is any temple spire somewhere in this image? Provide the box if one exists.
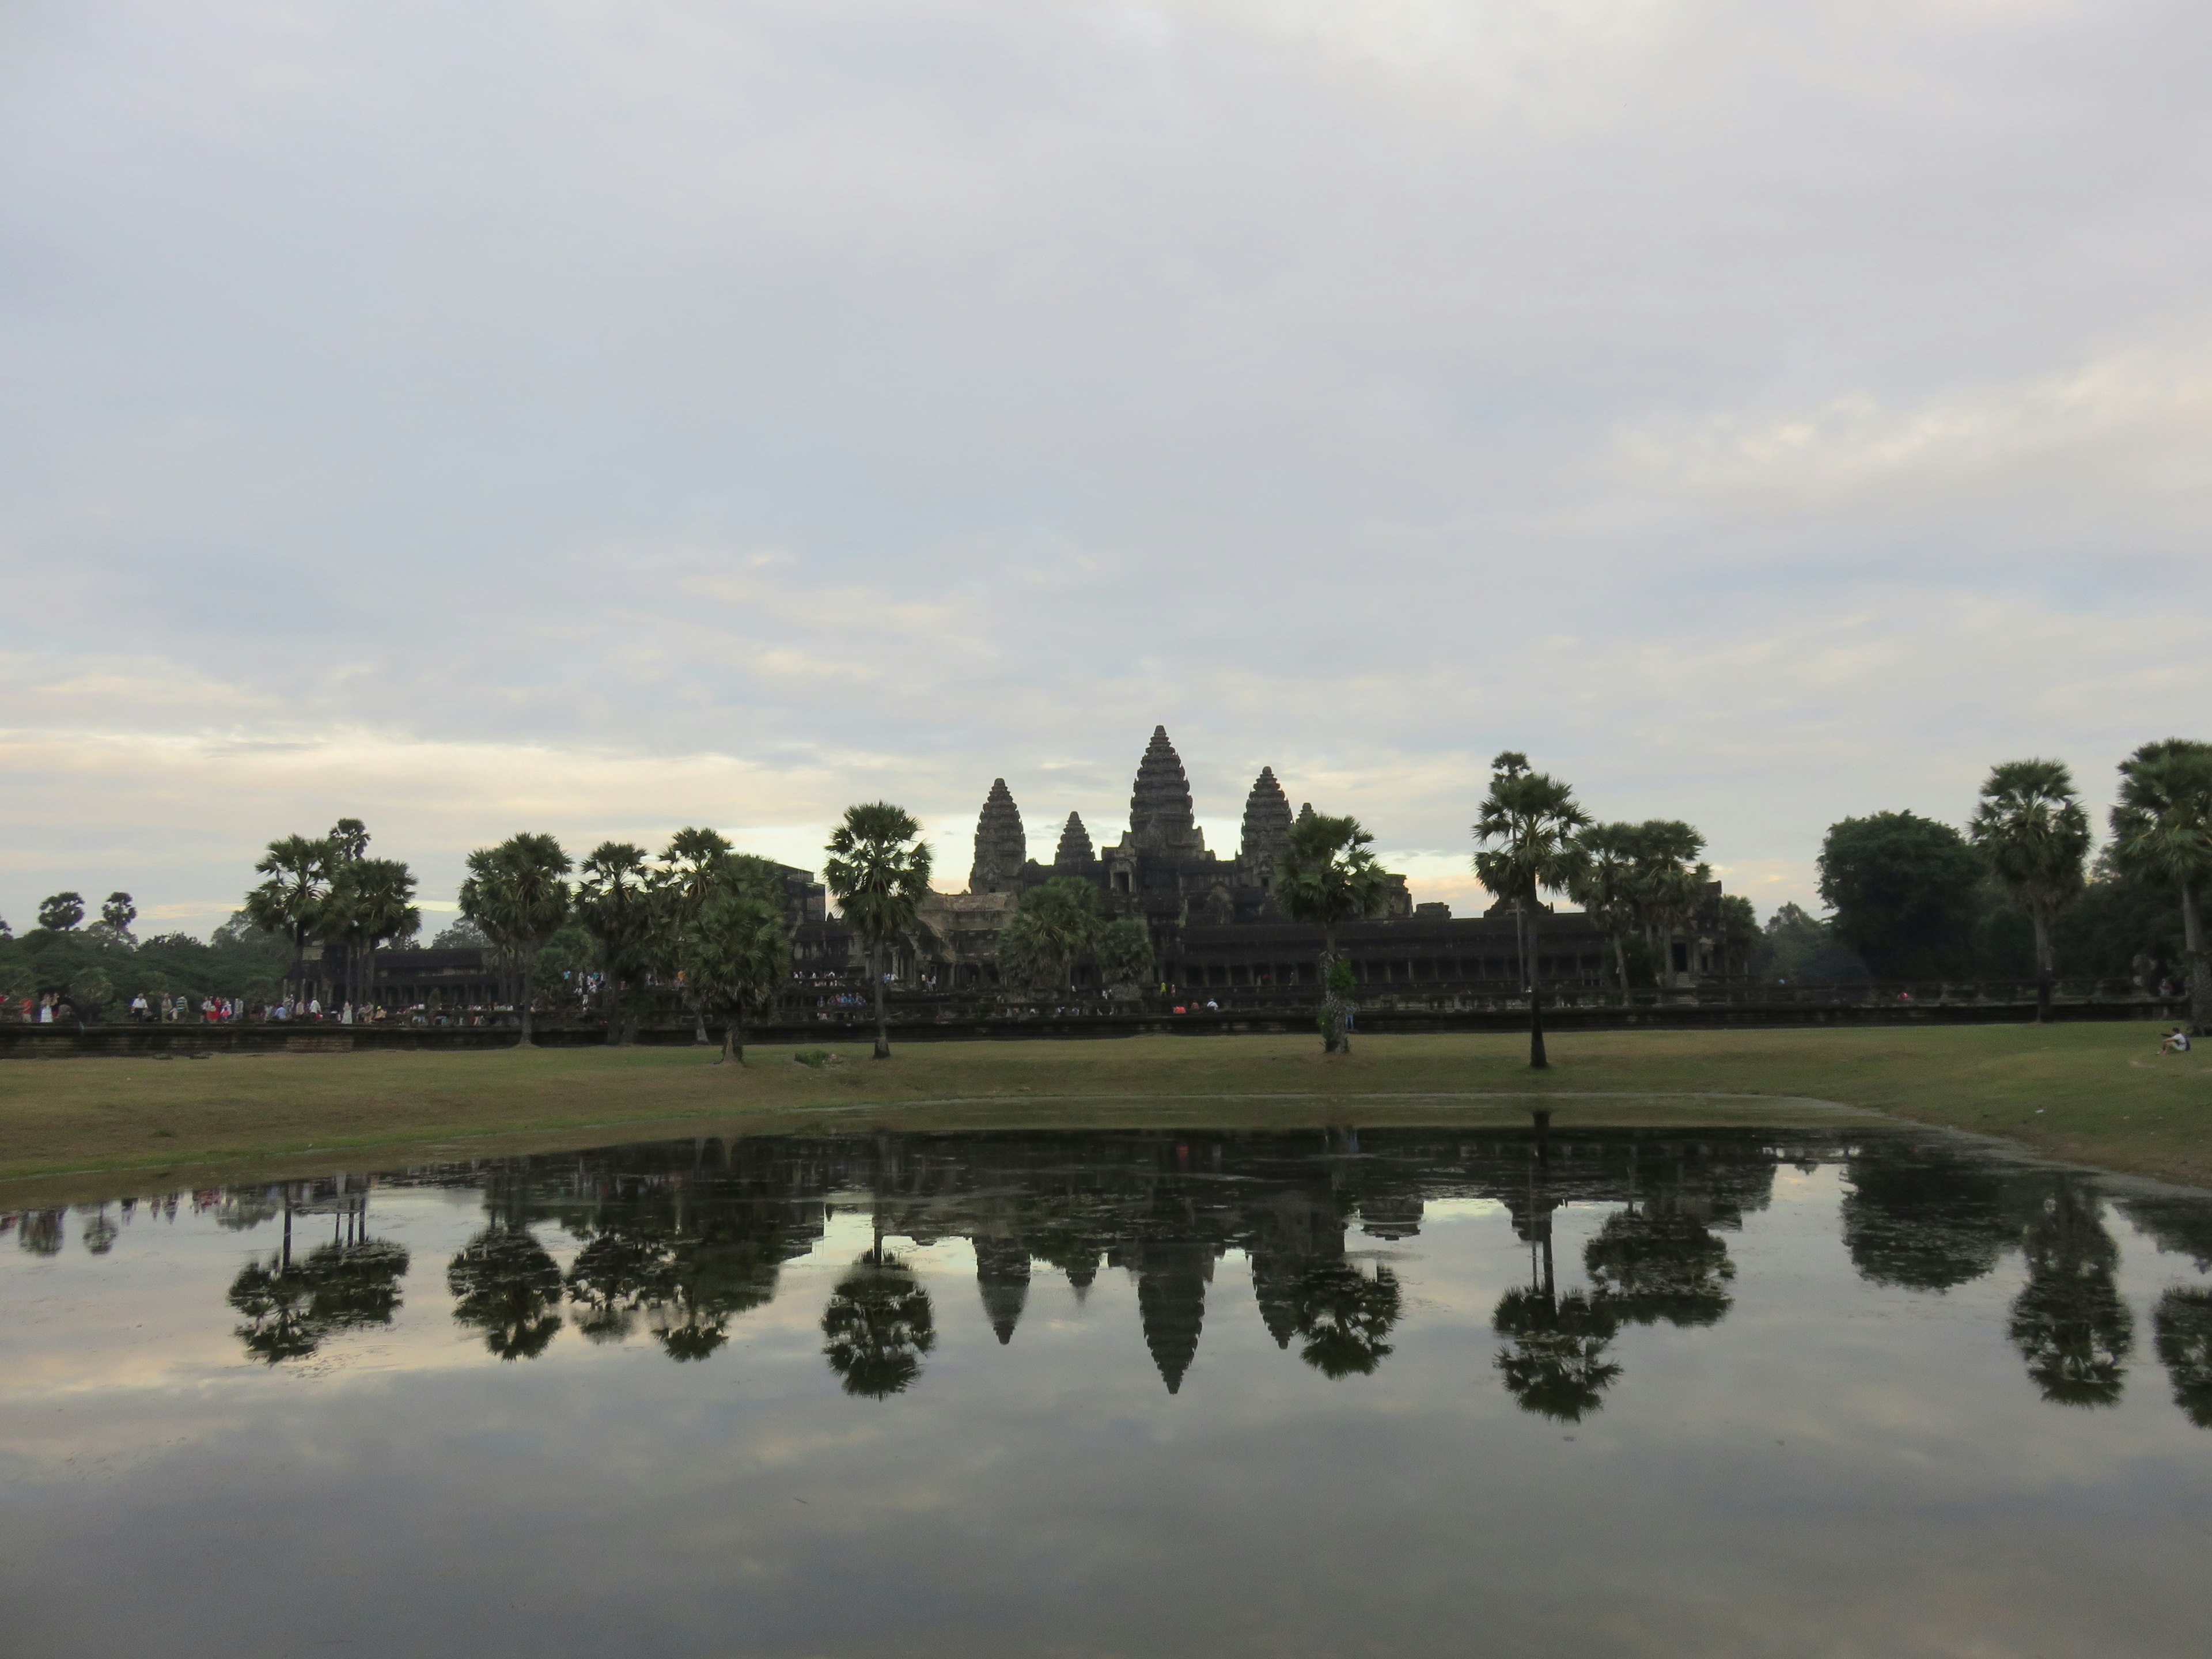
[1240,767,1293,868]
[1129,725,1201,854]
[1055,811,1094,866]
[969,779,1026,894]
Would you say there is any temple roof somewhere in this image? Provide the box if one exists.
[1054,810,1094,866]
[969,778,1026,895]
[1129,725,1200,854]
[1240,766,1293,865]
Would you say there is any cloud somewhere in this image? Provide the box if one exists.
[2,0,2206,934]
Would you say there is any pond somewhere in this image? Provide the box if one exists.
[5,1122,2211,1656]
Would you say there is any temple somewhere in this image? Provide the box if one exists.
[885,724,1739,997]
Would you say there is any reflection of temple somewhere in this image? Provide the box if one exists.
[32,1127,2203,1423]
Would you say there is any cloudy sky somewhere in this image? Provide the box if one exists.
[3,0,2206,935]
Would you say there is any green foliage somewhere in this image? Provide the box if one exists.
[460,832,574,1037]
[1094,916,1154,987]
[1971,760,2091,914]
[99,892,137,937]
[2111,738,2212,1029]
[37,892,85,931]
[1472,763,1589,913]
[1278,810,1389,1052]
[430,918,492,949]
[794,1048,834,1069]
[823,804,933,949]
[1817,812,1984,979]
[676,856,794,1062]
[1759,902,1870,984]
[68,967,115,1017]
[244,834,332,952]
[1009,877,1101,989]
[1277,813,1389,938]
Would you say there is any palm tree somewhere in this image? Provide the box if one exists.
[1472,753,1590,1070]
[244,833,333,997]
[1569,822,1641,1002]
[1275,812,1389,1054]
[459,832,573,1046]
[1627,820,1706,985]
[677,855,794,1065]
[824,803,934,1060]
[1969,759,2092,1023]
[1009,877,1103,991]
[2109,739,2212,1036]
[577,842,655,1044]
[325,855,419,1016]
[657,826,736,1041]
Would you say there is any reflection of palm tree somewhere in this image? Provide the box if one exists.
[1493,1151,1621,1421]
[1584,1203,1734,1327]
[1491,1285,1622,1422]
[2154,1287,2212,1429]
[449,1226,565,1361]
[566,1229,662,1344]
[228,1258,324,1364]
[1291,1262,1401,1378]
[649,1234,782,1361]
[2008,1178,2133,1407]
[303,1238,411,1329]
[1840,1153,2012,1293]
[821,1249,935,1397]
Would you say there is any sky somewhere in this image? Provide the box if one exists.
[3,0,2207,936]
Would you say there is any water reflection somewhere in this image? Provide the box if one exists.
[225,1183,410,1364]
[13,1126,2212,1431]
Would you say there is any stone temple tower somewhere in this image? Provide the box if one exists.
[1054,812,1094,866]
[969,778,1026,894]
[1128,726,1206,857]
[1239,766,1293,876]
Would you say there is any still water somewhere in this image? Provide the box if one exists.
[5,1122,2212,1657]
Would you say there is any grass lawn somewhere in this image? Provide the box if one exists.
[2,1024,2207,1205]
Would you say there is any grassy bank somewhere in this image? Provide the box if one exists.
[2,1024,2206,1204]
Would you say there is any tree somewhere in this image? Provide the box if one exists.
[67,967,113,1022]
[1626,820,1707,984]
[37,892,85,932]
[244,834,332,988]
[1760,902,1869,984]
[1473,753,1589,1070]
[657,827,736,1044]
[1094,916,1154,990]
[325,856,419,1013]
[676,855,794,1065]
[2109,739,2212,1036]
[1569,822,1642,1001]
[1817,812,1983,980]
[99,892,137,939]
[824,804,934,1060]
[458,832,573,1046]
[1969,760,2092,1022]
[1007,877,1102,991]
[577,841,655,1043]
[1275,812,1389,1054]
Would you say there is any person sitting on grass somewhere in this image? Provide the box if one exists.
[2160,1027,2193,1055]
